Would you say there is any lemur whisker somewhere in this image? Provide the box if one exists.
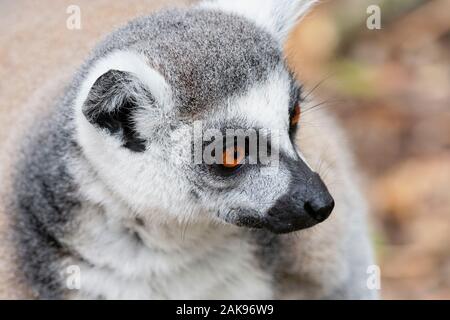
[302,99,344,115]
[302,72,336,101]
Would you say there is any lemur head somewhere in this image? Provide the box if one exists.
[74,0,334,234]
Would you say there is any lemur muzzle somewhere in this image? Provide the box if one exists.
[264,158,335,234]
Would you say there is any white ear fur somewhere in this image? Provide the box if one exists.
[74,50,174,153]
[75,50,173,115]
[199,0,317,43]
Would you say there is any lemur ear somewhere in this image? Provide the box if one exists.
[78,51,173,153]
[82,69,151,152]
[200,0,317,43]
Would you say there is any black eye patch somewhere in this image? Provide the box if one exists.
[196,131,274,178]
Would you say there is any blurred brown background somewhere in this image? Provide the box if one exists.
[0,0,449,299]
[288,0,450,299]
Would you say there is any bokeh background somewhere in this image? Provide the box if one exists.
[0,0,449,299]
[288,0,450,299]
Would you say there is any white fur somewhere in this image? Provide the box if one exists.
[67,141,273,299]
[75,50,173,114]
[199,0,317,43]
[62,180,272,299]
[225,67,302,161]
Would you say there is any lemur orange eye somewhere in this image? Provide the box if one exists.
[291,103,301,126]
[222,145,245,168]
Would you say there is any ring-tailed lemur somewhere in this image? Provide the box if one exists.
[11,0,377,299]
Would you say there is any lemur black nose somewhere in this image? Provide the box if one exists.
[304,194,335,223]
[263,171,335,234]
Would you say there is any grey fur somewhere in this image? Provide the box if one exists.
[80,9,282,115]
[12,93,80,298]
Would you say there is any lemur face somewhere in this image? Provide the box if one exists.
[75,1,333,233]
